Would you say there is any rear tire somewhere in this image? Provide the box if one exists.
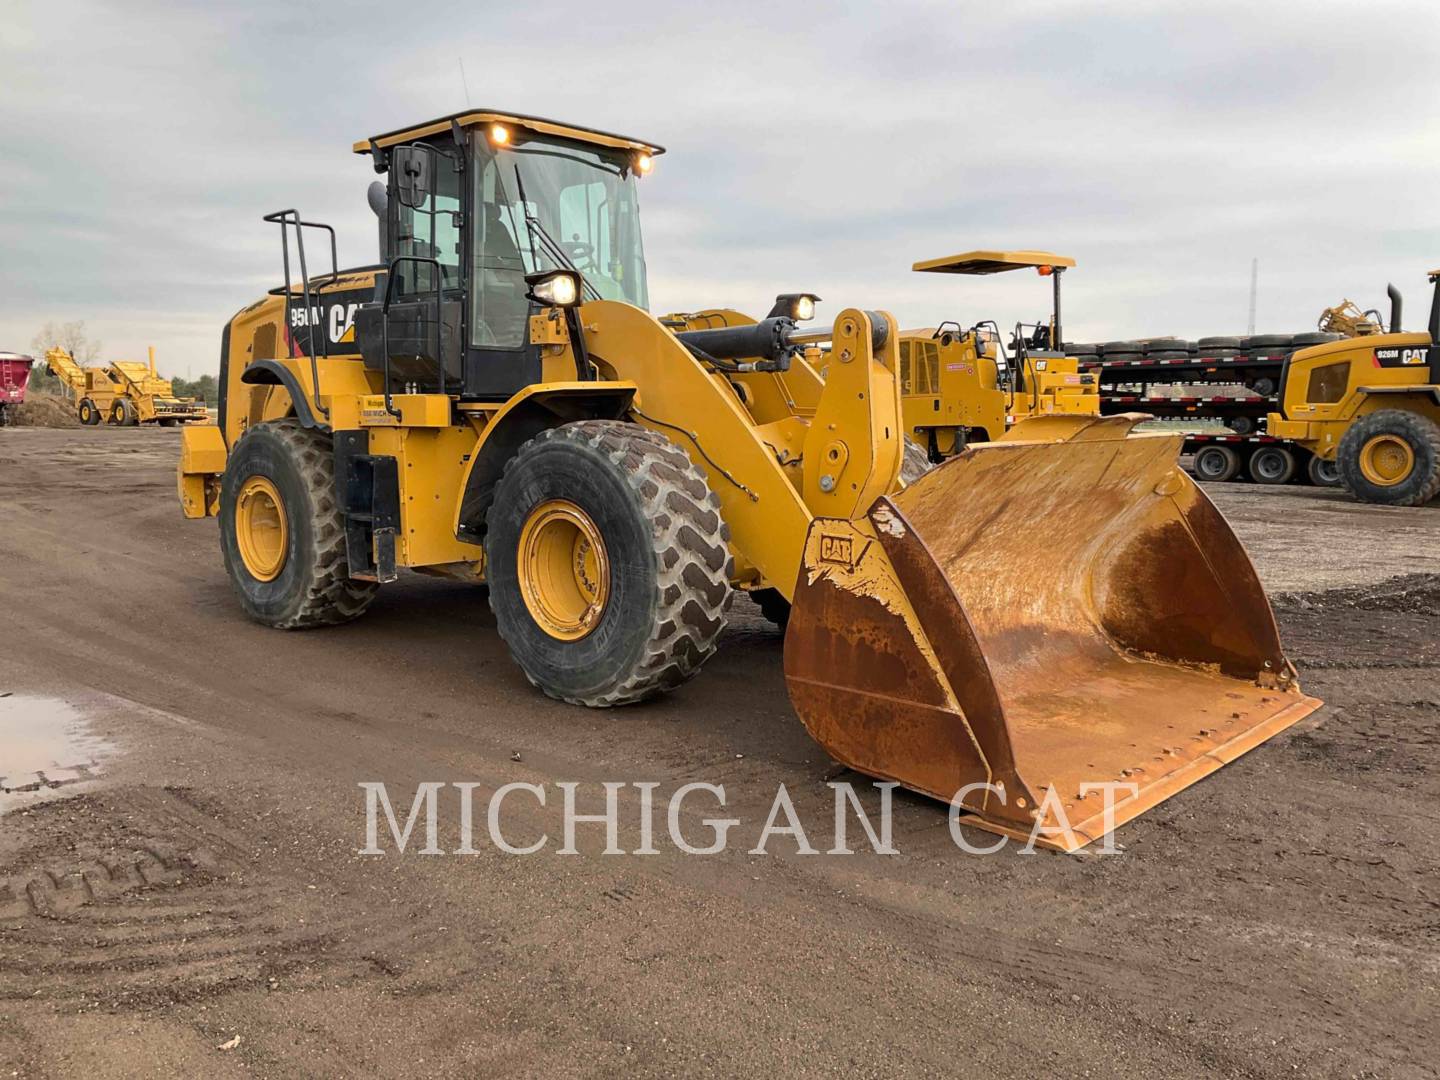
[1337,410,1440,506]
[1306,454,1342,487]
[1249,445,1297,485]
[219,419,377,628]
[110,399,138,426]
[1193,445,1241,483]
[486,420,732,707]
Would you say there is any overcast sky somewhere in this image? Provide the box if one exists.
[3,1,1438,376]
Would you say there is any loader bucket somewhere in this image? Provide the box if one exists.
[784,414,1321,852]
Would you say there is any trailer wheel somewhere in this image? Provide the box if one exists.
[1337,410,1440,506]
[1193,445,1241,483]
[1230,416,1256,436]
[1306,455,1342,487]
[486,420,732,707]
[1250,446,1297,485]
[1251,377,1277,397]
[219,419,378,629]
[78,399,101,425]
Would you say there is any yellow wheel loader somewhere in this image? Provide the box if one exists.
[1268,273,1440,506]
[900,251,1099,460]
[46,346,208,426]
[178,110,1318,850]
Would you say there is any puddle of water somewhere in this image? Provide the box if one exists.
[0,694,113,813]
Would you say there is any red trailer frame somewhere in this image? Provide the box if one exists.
[0,352,35,426]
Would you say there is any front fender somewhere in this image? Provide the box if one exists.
[452,382,638,542]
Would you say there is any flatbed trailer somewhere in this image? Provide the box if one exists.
[1079,348,1296,434]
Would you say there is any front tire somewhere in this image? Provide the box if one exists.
[78,399,101,426]
[219,419,377,628]
[486,421,732,707]
[1337,410,1440,506]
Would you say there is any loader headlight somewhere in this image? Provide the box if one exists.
[767,292,822,321]
[489,123,511,146]
[634,152,653,176]
[525,269,582,308]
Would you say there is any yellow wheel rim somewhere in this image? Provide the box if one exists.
[517,499,610,641]
[235,476,288,582]
[1359,434,1415,487]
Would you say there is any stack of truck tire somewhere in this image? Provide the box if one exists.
[1067,332,1345,487]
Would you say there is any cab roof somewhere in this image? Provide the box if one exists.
[913,250,1076,275]
[354,110,665,157]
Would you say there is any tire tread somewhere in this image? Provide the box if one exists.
[490,420,732,707]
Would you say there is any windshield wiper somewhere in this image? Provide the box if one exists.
[512,165,602,302]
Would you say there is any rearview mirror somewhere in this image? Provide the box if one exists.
[393,145,432,209]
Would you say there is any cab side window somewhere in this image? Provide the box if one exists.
[394,146,462,298]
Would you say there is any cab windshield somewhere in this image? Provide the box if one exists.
[472,134,648,348]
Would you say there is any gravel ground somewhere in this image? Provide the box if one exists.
[1,426,1436,1078]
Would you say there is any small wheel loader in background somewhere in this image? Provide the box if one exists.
[1268,272,1440,506]
[900,251,1099,460]
[178,109,1319,850]
[46,346,208,426]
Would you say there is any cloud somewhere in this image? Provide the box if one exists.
[2,0,1437,374]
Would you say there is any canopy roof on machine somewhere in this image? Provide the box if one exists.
[354,110,666,157]
[913,250,1076,275]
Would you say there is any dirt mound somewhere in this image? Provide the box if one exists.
[1273,572,1440,615]
[7,393,81,428]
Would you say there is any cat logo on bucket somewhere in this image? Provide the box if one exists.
[819,534,854,569]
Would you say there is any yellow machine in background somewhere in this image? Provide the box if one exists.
[1270,271,1440,505]
[1317,298,1386,338]
[46,346,208,426]
[178,109,1317,850]
[901,251,1098,459]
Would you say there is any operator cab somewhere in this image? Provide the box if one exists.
[351,111,661,400]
